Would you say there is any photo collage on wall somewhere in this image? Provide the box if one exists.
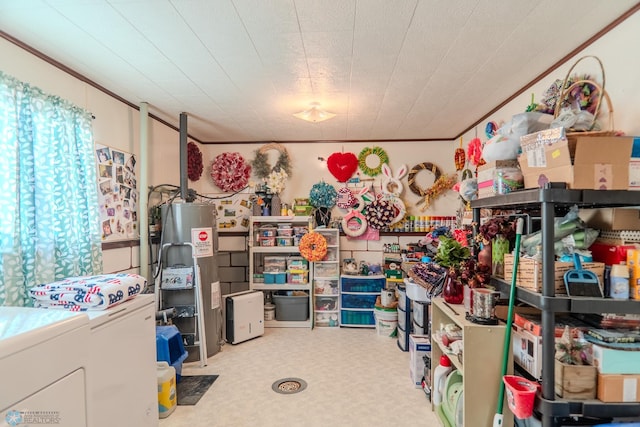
[95,144,139,241]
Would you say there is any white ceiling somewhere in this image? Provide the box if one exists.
[1,0,638,143]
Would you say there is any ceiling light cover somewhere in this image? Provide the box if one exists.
[293,102,336,123]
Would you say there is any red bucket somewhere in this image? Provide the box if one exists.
[503,375,539,419]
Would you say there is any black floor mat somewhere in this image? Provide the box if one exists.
[176,375,219,405]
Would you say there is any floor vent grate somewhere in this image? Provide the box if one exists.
[271,378,307,394]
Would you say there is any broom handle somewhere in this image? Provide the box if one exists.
[494,218,524,425]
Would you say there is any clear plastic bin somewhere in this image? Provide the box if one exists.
[314,263,339,277]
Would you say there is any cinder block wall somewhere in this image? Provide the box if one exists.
[218,235,250,295]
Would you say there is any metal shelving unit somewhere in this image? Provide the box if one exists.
[471,186,640,426]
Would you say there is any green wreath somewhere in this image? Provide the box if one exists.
[358,146,389,177]
[252,143,292,179]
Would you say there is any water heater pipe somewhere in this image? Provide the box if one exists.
[179,112,188,201]
[139,102,150,281]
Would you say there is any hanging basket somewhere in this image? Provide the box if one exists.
[553,55,616,137]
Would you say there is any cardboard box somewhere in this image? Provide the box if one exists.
[409,334,431,388]
[555,360,597,399]
[597,373,640,402]
[504,253,605,294]
[580,208,640,231]
[591,342,640,374]
[518,129,634,190]
[512,324,543,379]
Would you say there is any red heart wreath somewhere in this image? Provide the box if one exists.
[327,152,358,182]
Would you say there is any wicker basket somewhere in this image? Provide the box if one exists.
[553,55,616,136]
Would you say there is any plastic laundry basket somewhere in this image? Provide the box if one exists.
[503,375,539,419]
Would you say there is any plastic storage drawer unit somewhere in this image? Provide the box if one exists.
[341,275,385,293]
[341,310,375,326]
[341,293,378,309]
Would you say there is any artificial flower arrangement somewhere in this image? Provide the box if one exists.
[265,169,288,194]
[476,216,516,244]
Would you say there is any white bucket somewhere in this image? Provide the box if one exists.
[374,307,398,338]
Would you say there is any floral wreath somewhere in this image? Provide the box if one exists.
[187,142,203,181]
[251,143,292,179]
[358,146,389,177]
[210,152,251,192]
[364,198,394,230]
[299,232,328,262]
[309,182,337,208]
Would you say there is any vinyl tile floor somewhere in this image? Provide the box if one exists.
[159,327,440,427]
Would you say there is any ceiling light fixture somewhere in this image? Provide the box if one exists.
[293,102,336,123]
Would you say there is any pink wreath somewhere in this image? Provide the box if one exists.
[210,152,251,192]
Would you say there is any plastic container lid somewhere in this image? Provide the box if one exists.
[440,354,452,367]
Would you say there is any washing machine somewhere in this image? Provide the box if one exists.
[0,307,91,427]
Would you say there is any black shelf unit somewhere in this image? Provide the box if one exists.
[471,186,640,427]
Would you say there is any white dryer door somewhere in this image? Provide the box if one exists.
[1,369,87,427]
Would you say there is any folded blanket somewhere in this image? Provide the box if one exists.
[30,273,146,311]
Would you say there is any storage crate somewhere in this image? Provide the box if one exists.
[259,236,276,247]
[294,205,313,216]
[264,256,286,272]
[413,301,429,328]
[341,293,379,309]
[258,226,277,237]
[287,269,308,284]
[397,324,409,351]
[340,310,375,326]
[273,294,309,321]
[315,296,338,311]
[322,246,338,261]
[277,227,293,237]
[397,285,411,312]
[398,306,408,330]
[555,360,596,399]
[316,229,338,245]
[264,272,286,284]
[315,312,339,327]
[314,279,339,295]
[504,254,605,294]
[276,236,293,246]
[341,275,385,293]
[315,263,339,277]
[286,256,308,270]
